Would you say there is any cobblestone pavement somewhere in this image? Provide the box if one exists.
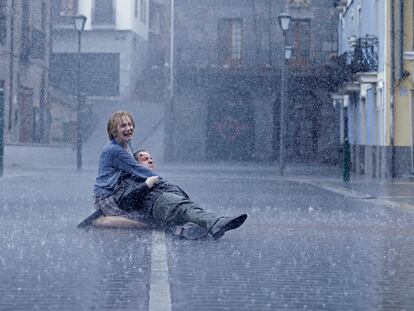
[1,165,414,310]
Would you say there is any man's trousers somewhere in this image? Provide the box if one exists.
[149,192,219,230]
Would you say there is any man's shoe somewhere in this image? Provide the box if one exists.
[209,214,248,239]
[171,222,208,240]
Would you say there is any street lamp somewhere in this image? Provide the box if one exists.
[0,87,4,177]
[278,12,292,176]
[165,0,175,161]
[285,46,293,60]
[73,14,86,170]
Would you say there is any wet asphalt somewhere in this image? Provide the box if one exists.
[0,165,413,310]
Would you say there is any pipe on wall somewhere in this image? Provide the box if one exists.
[390,0,395,177]
[398,0,404,79]
[8,0,15,132]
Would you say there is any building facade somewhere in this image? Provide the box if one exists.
[49,0,153,143]
[0,0,52,144]
[334,0,414,178]
[163,0,340,163]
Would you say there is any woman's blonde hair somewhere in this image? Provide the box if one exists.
[107,111,135,140]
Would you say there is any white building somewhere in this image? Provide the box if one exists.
[334,0,387,178]
[51,0,150,104]
[48,0,154,144]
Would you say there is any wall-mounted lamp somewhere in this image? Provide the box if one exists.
[347,35,357,48]
[285,46,293,60]
[278,12,292,32]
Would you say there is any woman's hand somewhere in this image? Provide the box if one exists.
[145,176,159,188]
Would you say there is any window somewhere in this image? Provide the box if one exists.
[59,0,77,16]
[286,19,311,68]
[31,29,46,59]
[20,0,30,62]
[149,3,161,34]
[93,0,114,25]
[140,0,147,24]
[0,0,6,45]
[288,0,311,6]
[41,3,47,32]
[217,19,243,68]
[18,87,34,143]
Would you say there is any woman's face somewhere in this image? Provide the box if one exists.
[114,116,134,146]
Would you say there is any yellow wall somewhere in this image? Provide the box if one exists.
[394,0,414,147]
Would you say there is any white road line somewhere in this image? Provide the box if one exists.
[149,231,172,311]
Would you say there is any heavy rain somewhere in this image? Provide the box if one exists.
[1,0,414,310]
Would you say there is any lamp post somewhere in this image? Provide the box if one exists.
[165,0,175,161]
[278,12,292,176]
[0,87,4,177]
[73,14,86,170]
[342,95,350,182]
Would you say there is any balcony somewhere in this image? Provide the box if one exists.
[346,34,379,74]
[175,47,337,75]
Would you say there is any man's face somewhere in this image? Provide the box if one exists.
[136,151,155,170]
[115,116,134,145]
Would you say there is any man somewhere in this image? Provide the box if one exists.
[79,111,247,240]
[131,150,247,239]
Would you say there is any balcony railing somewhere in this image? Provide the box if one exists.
[175,47,337,72]
[346,35,379,73]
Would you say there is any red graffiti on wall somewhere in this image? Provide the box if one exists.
[214,116,249,142]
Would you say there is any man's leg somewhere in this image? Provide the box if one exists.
[151,193,248,239]
[151,192,219,230]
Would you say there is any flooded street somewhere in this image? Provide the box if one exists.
[1,165,413,310]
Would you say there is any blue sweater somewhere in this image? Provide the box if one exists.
[93,139,156,197]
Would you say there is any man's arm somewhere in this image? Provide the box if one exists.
[111,145,156,180]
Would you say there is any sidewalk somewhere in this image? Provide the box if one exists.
[154,161,414,212]
[284,164,414,211]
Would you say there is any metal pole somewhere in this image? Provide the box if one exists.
[343,105,350,182]
[76,30,82,170]
[0,87,4,177]
[279,32,286,176]
[165,0,175,161]
[170,0,174,99]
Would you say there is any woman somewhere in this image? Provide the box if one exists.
[92,111,158,226]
